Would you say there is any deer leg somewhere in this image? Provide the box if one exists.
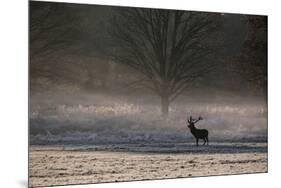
[196,138,199,146]
[203,138,206,145]
[206,136,209,146]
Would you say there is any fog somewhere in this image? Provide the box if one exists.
[29,91,267,145]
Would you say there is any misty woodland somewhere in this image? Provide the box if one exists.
[29,1,267,187]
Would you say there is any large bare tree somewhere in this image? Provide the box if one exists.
[109,8,221,116]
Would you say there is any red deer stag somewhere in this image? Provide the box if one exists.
[187,116,209,146]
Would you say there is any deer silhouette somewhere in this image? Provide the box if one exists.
[187,116,209,146]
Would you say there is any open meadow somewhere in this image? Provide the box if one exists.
[29,142,267,187]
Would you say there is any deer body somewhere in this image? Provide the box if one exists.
[187,116,209,146]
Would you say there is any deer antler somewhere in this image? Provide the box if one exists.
[187,115,203,124]
[193,116,203,124]
[187,116,192,124]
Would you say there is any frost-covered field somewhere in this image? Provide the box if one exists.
[30,94,267,145]
[29,142,267,187]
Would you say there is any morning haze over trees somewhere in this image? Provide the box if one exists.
[109,9,222,116]
[30,2,267,117]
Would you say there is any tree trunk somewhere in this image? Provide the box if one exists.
[161,95,170,117]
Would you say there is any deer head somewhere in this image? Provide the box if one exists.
[187,116,203,128]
